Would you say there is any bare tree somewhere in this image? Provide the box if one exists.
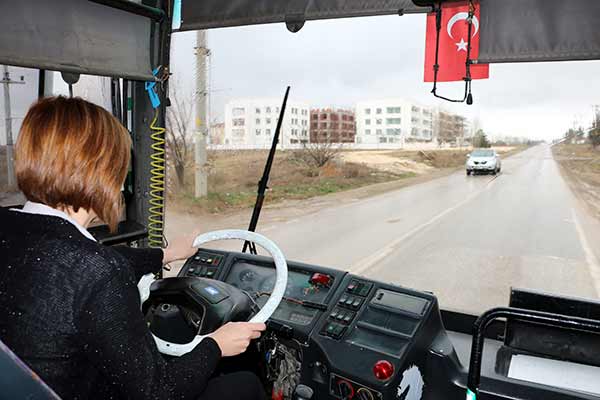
[166,85,193,188]
[294,140,341,169]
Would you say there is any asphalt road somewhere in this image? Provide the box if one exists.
[173,145,600,314]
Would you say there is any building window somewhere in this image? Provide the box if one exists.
[266,129,271,135]
[232,107,245,116]
[412,106,420,113]
[320,123,327,129]
[255,118,260,124]
[386,118,401,125]
[256,129,261,135]
[411,118,419,123]
[365,129,371,135]
[386,128,401,135]
[379,137,387,143]
[376,108,382,114]
[266,118,272,124]
[233,118,245,127]
[266,107,271,113]
[376,119,382,125]
[321,114,327,120]
[376,129,382,135]
[255,108,261,114]
[232,129,245,137]
[312,114,318,120]
[276,107,280,114]
[365,119,371,125]
[386,107,401,114]
[292,108,298,114]
[365,108,371,115]
[411,127,419,136]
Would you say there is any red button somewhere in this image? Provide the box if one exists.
[373,360,394,381]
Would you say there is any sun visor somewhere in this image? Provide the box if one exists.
[0,0,154,81]
[478,0,600,63]
[179,0,430,31]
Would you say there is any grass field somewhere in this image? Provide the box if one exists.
[168,146,525,214]
[553,143,600,218]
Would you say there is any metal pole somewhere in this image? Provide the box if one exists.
[194,30,209,198]
[2,65,25,190]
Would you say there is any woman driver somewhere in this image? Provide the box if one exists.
[0,96,267,400]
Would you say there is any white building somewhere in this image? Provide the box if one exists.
[355,99,434,147]
[224,98,310,148]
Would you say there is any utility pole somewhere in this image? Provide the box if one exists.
[194,31,209,198]
[2,65,25,190]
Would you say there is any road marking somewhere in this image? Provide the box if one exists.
[571,208,600,296]
[349,175,500,275]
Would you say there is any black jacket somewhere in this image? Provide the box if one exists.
[0,207,221,399]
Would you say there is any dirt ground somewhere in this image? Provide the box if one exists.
[169,149,415,215]
[553,144,600,219]
[168,147,523,216]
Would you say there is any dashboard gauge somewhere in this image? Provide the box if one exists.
[238,269,257,283]
[259,275,294,296]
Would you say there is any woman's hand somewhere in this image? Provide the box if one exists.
[208,322,267,357]
[162,230,202,264]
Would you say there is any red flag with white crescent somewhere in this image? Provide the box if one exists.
[424,1,489,82]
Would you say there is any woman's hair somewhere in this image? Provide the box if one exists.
[15,96,131,232]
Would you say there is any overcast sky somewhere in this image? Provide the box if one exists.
[170,14,600,141]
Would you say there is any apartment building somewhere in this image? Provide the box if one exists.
[355,99,434,147]
[224,98,310,148]
[310,108,356,143]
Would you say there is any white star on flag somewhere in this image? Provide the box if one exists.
[455,38,468,52]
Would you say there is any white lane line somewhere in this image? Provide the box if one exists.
[349,176,500,275]
[571,208,600,297]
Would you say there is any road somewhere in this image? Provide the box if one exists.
[168,145,600,314]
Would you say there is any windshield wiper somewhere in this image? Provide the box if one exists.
[242,86,291,254]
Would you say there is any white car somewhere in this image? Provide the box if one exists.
[466,149,502,175]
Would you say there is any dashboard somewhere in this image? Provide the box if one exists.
[174,248,600,400]
[178,249,442,399]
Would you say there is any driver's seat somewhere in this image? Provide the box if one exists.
[0,338,61,399]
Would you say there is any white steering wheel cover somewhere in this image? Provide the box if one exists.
[138,229,288,357]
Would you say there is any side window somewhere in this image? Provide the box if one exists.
[1,66,39,207]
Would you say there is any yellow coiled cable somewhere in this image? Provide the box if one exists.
[148,110,166,248]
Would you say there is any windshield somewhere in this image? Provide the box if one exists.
[162,15,600,315]
[471,150,494,157]
[3,15,600,318]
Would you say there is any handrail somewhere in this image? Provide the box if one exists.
[467,307,600,399]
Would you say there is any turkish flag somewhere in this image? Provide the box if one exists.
[424,1,489,82]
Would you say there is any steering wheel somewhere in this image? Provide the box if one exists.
[137,229,288,357]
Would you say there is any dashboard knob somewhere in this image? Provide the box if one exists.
[356,388,374,400]
[338,380,354,399]
[293,384,314,400]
